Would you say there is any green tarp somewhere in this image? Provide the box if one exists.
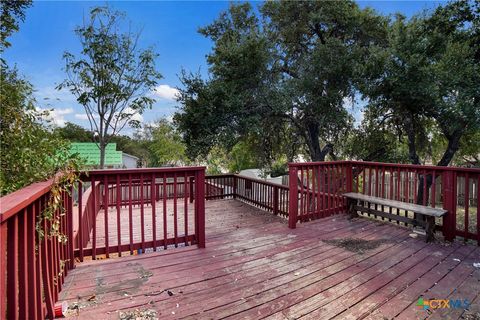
[69,143,122,166]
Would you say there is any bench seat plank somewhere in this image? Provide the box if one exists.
[343,192,447,217]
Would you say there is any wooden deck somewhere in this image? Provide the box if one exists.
[60,199,480,319]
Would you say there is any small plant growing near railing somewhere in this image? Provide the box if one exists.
[36,158,83,242]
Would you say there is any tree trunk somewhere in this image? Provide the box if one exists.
[416,129,463,206]
[404,113,421,165]
[99,140,106,169]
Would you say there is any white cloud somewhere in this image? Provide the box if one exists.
[75,113,89,120]
[36,107,73,127]
[122,107,143,122]
[153,84,179,101]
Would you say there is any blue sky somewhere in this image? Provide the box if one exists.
[4,0,445,131]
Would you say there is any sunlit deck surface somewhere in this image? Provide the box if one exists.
[60,199,480,320]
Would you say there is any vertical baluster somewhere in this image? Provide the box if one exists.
[103,175,109,258]
[404,170,408,203]
[328,165,333,216]
[362,166,367,194]
[140,173,145,252]
[52,206,59,300]
[18,210,27,319]
[77,181,83,262]
[35,201,43,320]
[316,166,321,219]
[40,207,54,318]
[128,174,133,255]
[464,173,470,238]
[306,168,310,219]
[163,173,168,249]
[184,172,189,245]
[173,174,178,247]
[300,168,304,219]
[396,168,401,224]
[388,167,393,222]
[152,173,157,251]
[116,175,122,256]
[91,176,97,259]
[27,204,38,320]
[431,171,437,208]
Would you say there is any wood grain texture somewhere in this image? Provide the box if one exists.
[58,199,479,320]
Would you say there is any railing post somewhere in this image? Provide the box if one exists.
[195,169,206,248]
[273,185,279,215]
[289,165,298,229]
[442,170,456,242]
[0,223,7,319]
[67,186,75,270]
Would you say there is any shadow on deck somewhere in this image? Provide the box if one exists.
[60,199,480,320]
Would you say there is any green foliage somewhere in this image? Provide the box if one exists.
[175,1,387,164]
[269,157,288,178]
[145,119,188,167]
[360,1,480,166]
[0,0,32,53]
[54,122,93,142]
[227,140,261,173]
[0,67,81,195]
[58,5,162,168]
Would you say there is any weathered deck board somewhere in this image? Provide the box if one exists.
[59,199,480,319]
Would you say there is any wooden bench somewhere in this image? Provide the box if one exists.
[343,192,447,242]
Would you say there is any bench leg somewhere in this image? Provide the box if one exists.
[347,198,357,220]
[425,216,435,243]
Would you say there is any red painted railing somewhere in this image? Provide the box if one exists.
[0,166,206,319]
[0,179,75,319]
[288,161,480,244]
[349,161,480,243]
[201,174,289,218]
[288,161,351,228]
[76,167,206,261]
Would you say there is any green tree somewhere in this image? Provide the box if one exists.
[146,119,188,167]
[362,3,479,168]
[175,2,387,164]
[54,122,93,142]
[360,1,480,206]
[0,0,82,195]
[0,0,32,54]
[58,6,162,168]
